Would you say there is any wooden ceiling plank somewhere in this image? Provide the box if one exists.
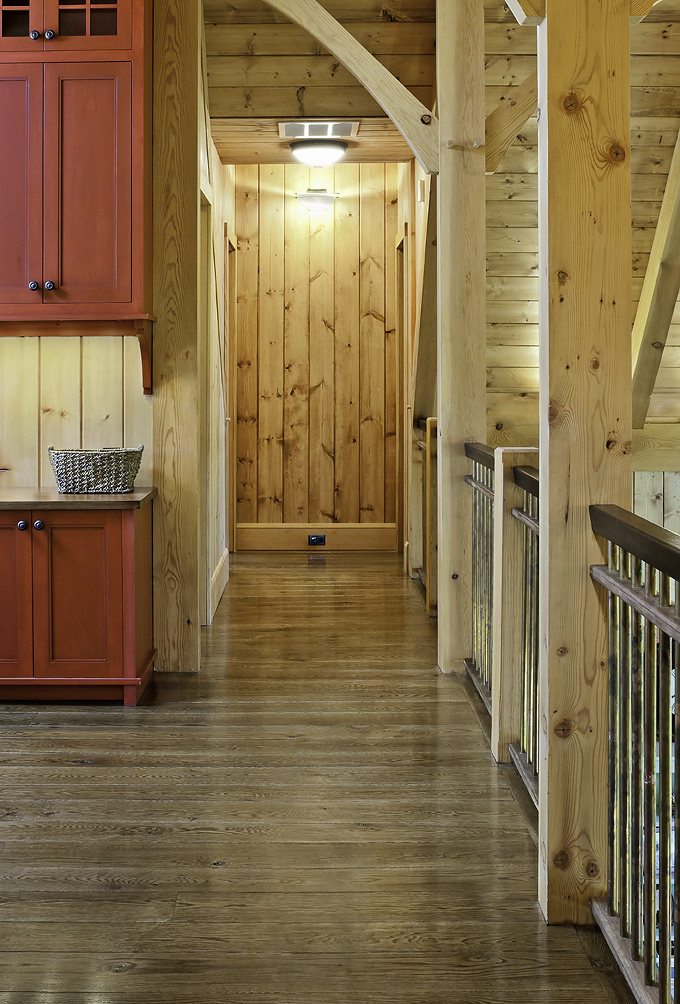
[205,22,436,57]
[258,0,439,173]
[632,127,680,428]
[484,70,538,174]
[208,84,433,119]
[203,0,437,25]
[207,53,434,88]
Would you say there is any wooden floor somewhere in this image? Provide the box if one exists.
[1,552,633,1003]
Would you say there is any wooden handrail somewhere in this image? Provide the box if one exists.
[590,503,680,581]
[513,465,539,498]
[464,441,494,470]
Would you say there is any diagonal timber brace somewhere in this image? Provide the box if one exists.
[260,0,439,174]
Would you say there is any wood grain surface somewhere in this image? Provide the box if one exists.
[0,551,630,1002]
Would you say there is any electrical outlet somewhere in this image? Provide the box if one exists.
[308,534,325,546]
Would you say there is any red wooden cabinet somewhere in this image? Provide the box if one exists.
[0,490,156,705]
[0,0,150,323]
[0,2,132,56]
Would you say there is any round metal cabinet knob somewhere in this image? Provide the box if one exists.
[28,281,39,291]
[44,29,56,40]
[33,520,45,531]
[29,30,41,40]
[17,521,28,531]
[44,281,56,291]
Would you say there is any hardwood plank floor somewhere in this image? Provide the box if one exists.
[0,552,632,1003]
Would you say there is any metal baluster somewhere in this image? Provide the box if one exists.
[631,556,644,960]
[674,579,679,1004]
[608,541,620,918]
[521,492,530,756]
[472,462,479,673]
[619,549,632,940]
[527,494,536,769]
[644,565,658,987]
[658,574,673,1004]
[531,498,539,775]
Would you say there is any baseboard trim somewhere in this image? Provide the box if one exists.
[210,547,230,617]
[236,523,398,551]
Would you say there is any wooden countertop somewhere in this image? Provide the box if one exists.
[0,487,157,510]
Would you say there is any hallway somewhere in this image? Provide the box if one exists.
[1,553,630,1001]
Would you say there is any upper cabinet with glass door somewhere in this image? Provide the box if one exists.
[0,0,131,52]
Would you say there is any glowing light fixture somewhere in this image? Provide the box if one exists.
[296,189,339,213]
[290,140,348,167]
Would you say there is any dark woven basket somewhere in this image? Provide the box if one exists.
[48,446,144,494]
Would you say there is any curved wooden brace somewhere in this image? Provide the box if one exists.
[135,319,153,395]
[260,0,439,175]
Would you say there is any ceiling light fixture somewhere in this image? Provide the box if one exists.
[290,140,348,168]
[295,189,339,213]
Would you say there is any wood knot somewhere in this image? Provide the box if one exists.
[495,422,503,430]
[590,358,600,371]
[652,341,663,349]
[554,719,573,739]
[563,92,581,113]
[557,646,567,657]
[557,270,569,284]
[608,142,626,164]
[586,860,600,879]
[553,849,570,870]
[548,404,559,424]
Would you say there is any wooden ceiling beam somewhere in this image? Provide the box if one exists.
[504,0,545,26]
[484,70,537,174]
[259,0,439,173]
[632,127,680,428]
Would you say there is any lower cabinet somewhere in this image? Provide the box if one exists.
[0,491,155,705]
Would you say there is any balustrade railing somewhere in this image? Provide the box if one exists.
[509,465,540,802]
[464,443,495,709]
[590,504,679,1004]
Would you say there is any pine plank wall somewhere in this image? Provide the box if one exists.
[483,20,680,528]
[233,161,402,549]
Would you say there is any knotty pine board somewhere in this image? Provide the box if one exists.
[235,164,259,524]
[0,336,152,490]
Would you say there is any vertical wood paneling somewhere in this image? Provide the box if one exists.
[123,336,153,486]
[0,338,40,487]
[258,165,285,523]
[40,337,81,487]
[309,165,336,523]
[359,163,386,523]
[334,163,361,523]
[283,163,310,522]
[384,163,399,525]
[82,337,124,449]
[663,471,680,532]
[235,164,399,538]
[634,469,664,524]
[235,163,259,524]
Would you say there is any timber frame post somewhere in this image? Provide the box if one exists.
[152,0,202,672]
[536,0,632,922]
[436,0,486,672]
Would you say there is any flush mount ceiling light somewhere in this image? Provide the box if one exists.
[290,140,348,168]
[296,189,339,212]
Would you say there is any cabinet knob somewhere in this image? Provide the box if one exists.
[17,521,28,531]
[44,281,56,291]
[29,30,41,40]
[44,29,56,40]
[33,520,45,531]
[28,281,40,291]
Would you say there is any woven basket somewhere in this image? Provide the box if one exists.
[48,446,144,494]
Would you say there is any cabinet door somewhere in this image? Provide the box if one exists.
[0,64,43,305]
[43,62,132,304]
[0,1,43,52]
[43,0,132,51]
[32,509,124,678]
[0,512,33,677]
